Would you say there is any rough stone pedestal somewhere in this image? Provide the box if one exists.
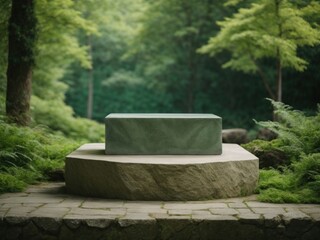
[65,143,258,201]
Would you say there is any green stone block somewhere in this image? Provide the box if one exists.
[105,114,222,155]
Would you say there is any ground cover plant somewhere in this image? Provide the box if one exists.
[0,95,104,193]
[244,100,320,203]
[0,117,79,193]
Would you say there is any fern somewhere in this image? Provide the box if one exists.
[253,100,320,203]
[0,118,79,192]
[256,99,320,160]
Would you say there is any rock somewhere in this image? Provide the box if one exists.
[222,128,248,144]
[6,216,29,226]
[65,143,258,201]
[59,225,75,240]
[6,226,21,240]
[257,128,277,141]
[32,217,62,234]
[105,113,222,155]
[45,169,65,182]
[22,221,39,240]
[254,149,288,169]
[63,218,82,230]
[85,219,113,229]
[243,139,288,169]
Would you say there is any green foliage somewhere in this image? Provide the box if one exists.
[244,139,283,153]
[199,0,320,100]
[293,153,320,195]
[257,157,320,203]
[249,100,320,203]
[63,0,320,129]
[199,0,320,72]
[5,167,42,184]
[257,99,320,160]
[257,188,303,203]
[0,118,79,192]
[0,173,26,193]
[31,96,104,142]
[257,169,294,191]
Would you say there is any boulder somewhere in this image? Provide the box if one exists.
[222,128,248,144]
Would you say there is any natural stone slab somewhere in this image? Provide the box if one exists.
[228,202,247,208]
[127,208,167,214]
[168,209,192,215]
[65,143,258,201]
[105,113,222,155]
[209,208,238,215]
[193,214,237,220]
[123,202,163,209]
[236,208,253,214]
[251,207,286,214]
[81,200,124,209]
[6,207,37,217]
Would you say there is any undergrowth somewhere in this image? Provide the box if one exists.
[0,118,79,193]
[244,100,320,203]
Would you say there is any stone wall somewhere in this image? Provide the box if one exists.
[1,215,319,240]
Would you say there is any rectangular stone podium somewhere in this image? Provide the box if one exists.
[105,113,222,155]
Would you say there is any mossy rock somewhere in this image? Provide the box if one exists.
[243,139,289,169]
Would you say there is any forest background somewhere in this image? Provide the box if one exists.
[0,0,320,201]
[1,0,319,131]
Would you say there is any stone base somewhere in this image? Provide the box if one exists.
[65,144,259,201]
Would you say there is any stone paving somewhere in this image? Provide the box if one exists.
[0,182,319,240]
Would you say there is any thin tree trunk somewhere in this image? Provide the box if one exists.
[6,0,36,126]
[184,2,196,113]
[87,35,93,119]
[187,53,196,113]
[276,48,282,102]
[275,0,283,102]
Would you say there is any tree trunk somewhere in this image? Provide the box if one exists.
[6,0,36,126]
[87,35,93,119]
[275,0,283,102]
[184,2,196,113]
[276,48,282,102]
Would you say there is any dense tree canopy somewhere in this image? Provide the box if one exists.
[199,0,320,102]
[1,0,319,129]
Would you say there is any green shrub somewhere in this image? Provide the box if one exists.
[257,169,294,191]
[257,188,302,203]
[249,100,320,203]
[294,153,320,195]
[5,167,42,184]
[0,93,104,193]
[0,119,79,192]
[257,100,320,161]
[31,96,104,142]
[0,173,26,193]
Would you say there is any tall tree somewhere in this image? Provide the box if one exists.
[6,0,37,125]
[130,0,226,112]
[199,0,320,102]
